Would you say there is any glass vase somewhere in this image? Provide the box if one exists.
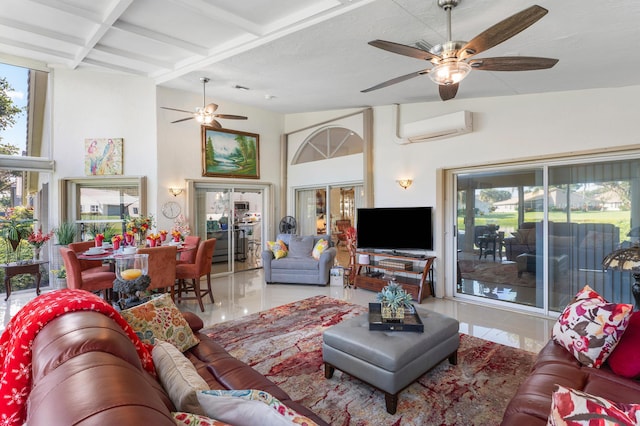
[32,246,41,262]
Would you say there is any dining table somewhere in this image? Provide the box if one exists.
[77,242,196,266]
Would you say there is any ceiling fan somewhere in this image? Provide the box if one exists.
[161,77,248,128]
[361,0,558,101]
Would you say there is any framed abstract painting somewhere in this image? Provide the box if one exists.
[85,138,123,175]
[201,127,259,179]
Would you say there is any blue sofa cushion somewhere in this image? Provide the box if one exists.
[271,256,320,270]
[288,235,314,258]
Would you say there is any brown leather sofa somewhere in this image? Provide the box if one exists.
[26,309,328,425]
[501,340,640,425]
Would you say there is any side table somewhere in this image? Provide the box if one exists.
[1,260,48,300]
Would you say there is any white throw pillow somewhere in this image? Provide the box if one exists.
[152,340,209,414]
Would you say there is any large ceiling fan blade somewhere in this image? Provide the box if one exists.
[439,84,459,101]
[214,114,247,120]
[361,69,429,93]
[211,120,222,129]
[469,56,558,71]
[368,40,440,61]
[458,5,549,60]
[204,103,218,114]
[171,116,195,124]
[161,106,194,114]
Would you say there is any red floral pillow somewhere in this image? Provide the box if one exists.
[607,311,640,378]
[552,285,632,368]
[548,385,640,425]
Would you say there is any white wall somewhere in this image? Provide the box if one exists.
[50,71,284,233]
[51,69,158,224]
[155,86,284,231]
[285,85,640,295]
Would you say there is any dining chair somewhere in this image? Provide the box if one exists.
[137,245,177,297]
[68,241,111,273]
[60,247,116,300]
[175,238,216,312]
[177,235,201,265]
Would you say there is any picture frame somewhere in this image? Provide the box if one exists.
[84,138,123,175]
[201,127,259,179]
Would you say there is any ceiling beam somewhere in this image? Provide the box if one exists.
[71,0,134,69]
[81,57,148,76]
[0,17,84,46]
[112,20,209,57]
[154,0,376,84]
[167,0,263,36]
[92,44,174,70]
[0,37,74,61]
[27,0,103,23]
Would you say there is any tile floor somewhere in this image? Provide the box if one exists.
[1,268,556,354]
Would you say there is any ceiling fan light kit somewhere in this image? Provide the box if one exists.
[363,1,558,101]
[161,77,248,126]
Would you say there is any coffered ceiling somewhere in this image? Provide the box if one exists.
[1,0,639,113]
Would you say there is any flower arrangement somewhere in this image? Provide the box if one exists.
[172,214,191,237]
[27,228,53,249]
[159,229,168,242]
[125,215,155,245]
[171,230,182,242]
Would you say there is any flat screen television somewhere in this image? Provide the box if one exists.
[356,207,433,251]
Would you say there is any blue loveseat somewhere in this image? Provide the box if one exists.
[262,234,337,285]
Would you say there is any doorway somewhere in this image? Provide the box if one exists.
[193,184,267,275]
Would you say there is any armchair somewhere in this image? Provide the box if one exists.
[262,234,337,285]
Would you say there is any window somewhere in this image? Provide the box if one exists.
[292,126,363,164]
[61,177,146,241]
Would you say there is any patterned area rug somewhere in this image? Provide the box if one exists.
[202,295,536,426]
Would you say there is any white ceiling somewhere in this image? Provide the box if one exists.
[1,0,640,114]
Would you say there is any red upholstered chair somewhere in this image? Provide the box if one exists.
[137,245,177,296]
[177,235,201,265]
[60,247,116,299]
[67,241,111,274]
[175,238,216,312]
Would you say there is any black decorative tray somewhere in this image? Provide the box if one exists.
[368,303,424,332]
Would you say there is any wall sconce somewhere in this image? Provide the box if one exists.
[396,179,413,190]
[169,187,184,197]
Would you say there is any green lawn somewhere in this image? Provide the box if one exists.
[459,210,631,238]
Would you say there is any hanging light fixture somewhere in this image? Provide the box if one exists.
[429,60,471,86]
[195,77,215,124]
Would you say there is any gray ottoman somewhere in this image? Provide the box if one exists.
[322,309,459,414]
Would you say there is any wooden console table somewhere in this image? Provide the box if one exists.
[2,260,48,300]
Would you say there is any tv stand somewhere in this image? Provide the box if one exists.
[354,250,435,302]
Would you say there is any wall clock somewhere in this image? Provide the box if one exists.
[162,201,181,219]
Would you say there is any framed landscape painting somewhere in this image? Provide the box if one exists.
[201,127,259,179]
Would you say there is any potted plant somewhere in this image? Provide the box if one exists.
[51,266,67,289]
[54,222,76,246]
[0,206,35,261]
[376,280,414,321]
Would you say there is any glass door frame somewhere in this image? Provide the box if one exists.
[188,180,272,276]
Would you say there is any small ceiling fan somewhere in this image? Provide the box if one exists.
[362,1,558,101]
[161,77,248,128]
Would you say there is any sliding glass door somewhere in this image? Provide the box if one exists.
[454,155,640,313]
[193,183,268,275]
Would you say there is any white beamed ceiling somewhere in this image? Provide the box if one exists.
[1,0,639,113]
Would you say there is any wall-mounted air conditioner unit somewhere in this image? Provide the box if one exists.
[396,110,473,144]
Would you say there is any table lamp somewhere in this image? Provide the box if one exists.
[602,242,640,309]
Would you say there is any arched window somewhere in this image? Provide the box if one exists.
[292,126,363,164]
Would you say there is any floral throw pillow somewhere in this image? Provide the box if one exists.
[197,389,319,426]
[120,293,200,352]
[173,412,231,426]
[267,240,288,259]
[552,285,632,368]
[312,239,329,260]
[548,385,640,425]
